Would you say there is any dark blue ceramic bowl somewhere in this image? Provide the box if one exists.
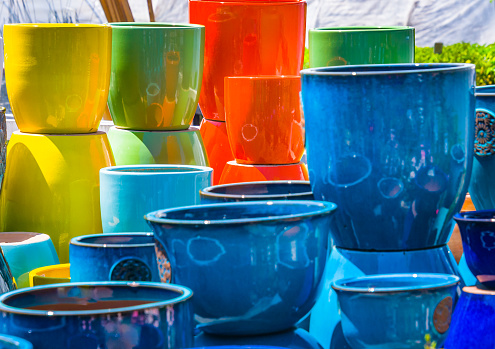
[69,233,161,283]
[199,181,314,204]
[0,282,194,349]
[145,201,337,336]
[454,209,495,287]
[333,273,460,349]
[301,63,476,251]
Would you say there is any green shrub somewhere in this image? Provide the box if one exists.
[303,43,495,86]
[415,43,495,86]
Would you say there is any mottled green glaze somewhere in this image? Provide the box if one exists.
[309,26,415,67]
[108,23,204,130]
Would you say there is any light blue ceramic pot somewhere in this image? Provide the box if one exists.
[0,282,194,349]
[100,164,213,233]
[145,201,337,336]
[69,233,160,282]
[0,334,32,349]
[301,63,476,251]
[333,274,460,349]
[199,181,313,204]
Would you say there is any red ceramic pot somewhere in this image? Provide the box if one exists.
[225,76,304,164]
[219,160,308,184]
[189,0,306,121]
[200,118,235,184]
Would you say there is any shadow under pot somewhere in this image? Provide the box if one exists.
[145,200,337,336]
[199,180,313,204]
[0,282,194,349]
[69,233,161,283]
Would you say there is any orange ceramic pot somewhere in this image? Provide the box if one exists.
[219,160,308,184]
[225,76,304,164]
[200,118,234,184]
[189,0,306,121]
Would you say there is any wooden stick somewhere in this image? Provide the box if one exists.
[118,0,134,22]
[147,0,155,22]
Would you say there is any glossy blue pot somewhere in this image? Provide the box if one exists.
[0,282,194,349]
[454,209,495,288]
[100,164,213,233]
[145,201,336,336]
[469,85,495,210]
[301,63,476,251]
[444,285,495,348]
[333,273,460,349]
[200,181,313,204]
[194,328,322,349]
[309,245,461,349]
[0,334,32,349]
[70,233,160,283]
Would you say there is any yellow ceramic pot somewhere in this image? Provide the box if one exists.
[3,24,112,134]
[29,263,71,287]
[0,131,115,262]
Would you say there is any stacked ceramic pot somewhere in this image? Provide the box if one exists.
[106,23,209,169]
[190,0,307,184]
[0,24,115,263]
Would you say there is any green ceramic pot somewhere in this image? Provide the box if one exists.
[309,26,415,67]
[108,23,204,130]
[107,126,209,166]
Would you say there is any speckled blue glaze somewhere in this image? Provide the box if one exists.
[0,334,32,349]
[469,85,495,210]
[454,209,495,288]
[301,63,476,251]
[0,282,194,349]
[70,233,160,283]
[200,181,314,204]
[333,274,460,349]
[444,285,495,348]
[190,347,291,349]
[194,328,322,349]
[310,245,461,349]
[145,201,336,336]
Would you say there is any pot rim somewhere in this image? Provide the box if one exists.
[200,180,312,200]
[332,273,460,294]
[109,22,204,30]
[145,200,336,226]
[189,0,305,6]
[310,26,414,32]
[225,75,300,81]
[454,209,495,223]
[475,85,495,97]
[0,334,33,349]
[70,233,155,249]
[109,126,201,134]
[4,23,110,29]
[100,164,213,176]
[0,282,193,316]
[301,63,475,76]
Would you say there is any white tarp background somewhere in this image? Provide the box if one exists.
[1,0,495,47]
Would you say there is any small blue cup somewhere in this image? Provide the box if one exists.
[333,273,460,349]
[69,233,160,282]
[200,181,314,204]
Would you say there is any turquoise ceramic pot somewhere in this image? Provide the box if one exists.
[0,334,32,349]
[333,274,460,349]
[100,165,213,233]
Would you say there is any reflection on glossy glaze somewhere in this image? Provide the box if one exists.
[0,282,194,349]
[146,201,336,336]
[301,63,475,251]
[107,126,209,167]
[189,0,306,121]
[0,131,115,263]
[309,245,461,349]
[309,26,415,68]
[219,161,309,185]
[225,76,304,165]
[108,23,204,130]
[4,24,111,134]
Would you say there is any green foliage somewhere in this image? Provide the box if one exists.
[415,42,495,86]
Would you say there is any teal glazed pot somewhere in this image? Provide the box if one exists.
[301,63,476,251]
[333,274,460,349]
[145,200,336,336]
[0,334,32,349]
[107,126,209,166]
[0,282,194,349]
[469,85,495,210]
[444,285,495,348]
[200,181,313,204]
[100,165,213,233]
[69,233,160,283]
[108,23,204,130]
[309,26,414,67]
